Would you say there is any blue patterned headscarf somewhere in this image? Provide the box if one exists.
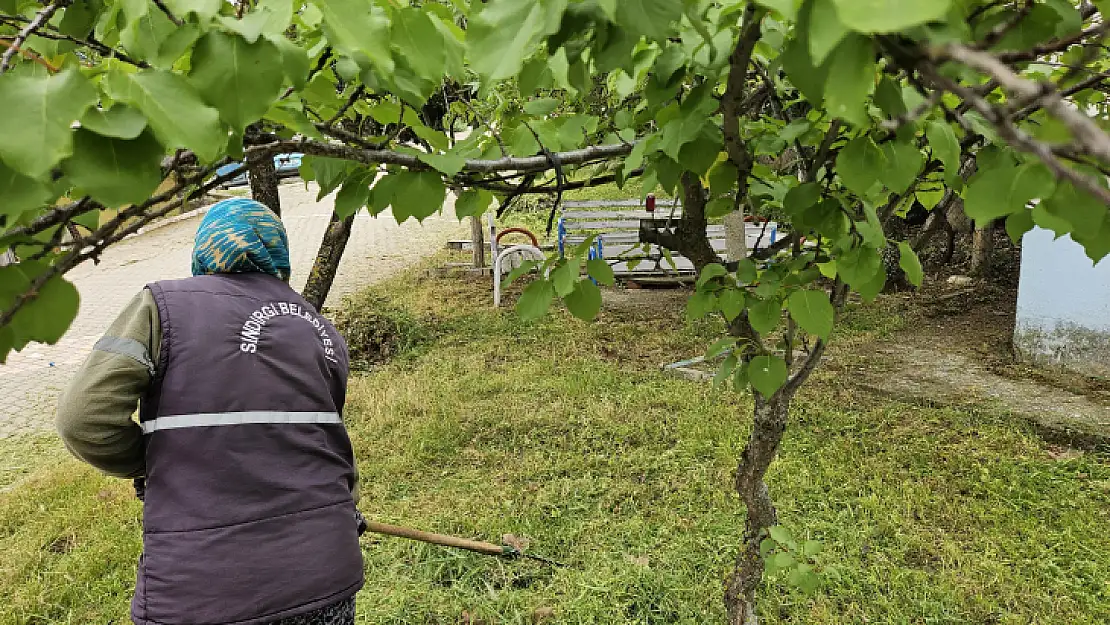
[191,199,291,281]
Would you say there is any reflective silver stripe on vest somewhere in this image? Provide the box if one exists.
[94,336,156,376]
[141,411,342,434]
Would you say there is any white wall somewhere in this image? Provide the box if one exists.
[1015,227,1110,376]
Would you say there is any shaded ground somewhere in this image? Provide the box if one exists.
[832,281,1110,449]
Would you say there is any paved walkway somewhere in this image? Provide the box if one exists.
[0,182,466,438]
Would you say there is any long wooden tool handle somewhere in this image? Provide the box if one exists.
[364,520,509,557]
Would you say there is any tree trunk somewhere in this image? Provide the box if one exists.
[637,174,721,274]
[302,211,355,311]
[724,205,748,262]
[248,155,282,216]
[470,215,485,268]
[970,223,994,277]
[725,391,793,625]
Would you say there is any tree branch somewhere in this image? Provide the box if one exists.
[932,42,1110,166]
[0,0,68,74]
[245,138,635,174]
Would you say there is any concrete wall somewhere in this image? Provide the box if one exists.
[1015,227,1110,377]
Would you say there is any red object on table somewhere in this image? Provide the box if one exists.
[645,194,656,212]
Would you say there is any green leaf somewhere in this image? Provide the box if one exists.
[120,8,177,66]
[366,101,402,125]
[719,288,745,322]
[18,273,80,345]
[736,258,758,284]
[897,241,923,287]
[857,265,887,302]
[808,0,849,65]
[392,7,447,81]
[788,564,821,592]
[874,76,907,119]
[587,258,616,286]
[1005,209,1035,244]
[781,37,829,105]
[313,0,393,73]
[552,260,580,297]
[455,188,494,218]
[333,169,376,218]
[256,0,295,36]
[189,32,284,133]
[391,170,446,223]
[468,0,562,80]
[748,297,782,335]
[0,161,52,220]
[418,152,467,176]
[502,260,539,288]
[708,159,738,196]
[707,337,737,360]
[686,291,717,320]
[831,0,951,33]
[754,0,798,20]
[784,182,821,215]
[0,69,97,178]
[270,35,311,91]
[104,69,227,162]
[787,290,834,339]
[925,121,961,186]
[166,0,222,21]
[525,97,560,116]
[915,188,944,211]
[836,244,882,289]
[517,279,555,321]
[714,353,739,389]
[616,0,682,41]
[80,105,147,140]
[61,129,164,208]
[1043,180,1107,235]
[836,137,883,197]
[364,173,400,216]
[696,263,729,290]
[964,161,1056,227]
[706,197,735,218]
[878,140,924,194]
[824,34,875,126]
[749,355,789,397]
[518,56,553,94]
[565,279,602,321]
[802,540,823,556]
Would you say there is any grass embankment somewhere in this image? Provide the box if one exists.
[1,267,1107,624]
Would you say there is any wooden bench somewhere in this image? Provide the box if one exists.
[557,198,780,276]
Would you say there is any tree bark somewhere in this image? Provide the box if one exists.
[301,211,354,311]
[724,205,748,262]
[470,215,485,268]
[970,223,995,276]
[725,391,793,625]
[248,155,282,216]
[639,173,721,274]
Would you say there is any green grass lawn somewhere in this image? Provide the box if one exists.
[1,268,1107,625]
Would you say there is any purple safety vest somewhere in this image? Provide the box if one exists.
[133,273,363,625]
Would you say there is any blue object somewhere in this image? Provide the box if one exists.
[557,217,567,257]
[215,153,304,188]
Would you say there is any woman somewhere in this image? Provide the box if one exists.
[57,199,364,625]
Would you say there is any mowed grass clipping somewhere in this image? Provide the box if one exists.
[0,269,1107,625]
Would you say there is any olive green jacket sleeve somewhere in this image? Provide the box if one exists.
[56,289,160,479]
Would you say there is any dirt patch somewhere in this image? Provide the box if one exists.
[841,282,1110,449]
